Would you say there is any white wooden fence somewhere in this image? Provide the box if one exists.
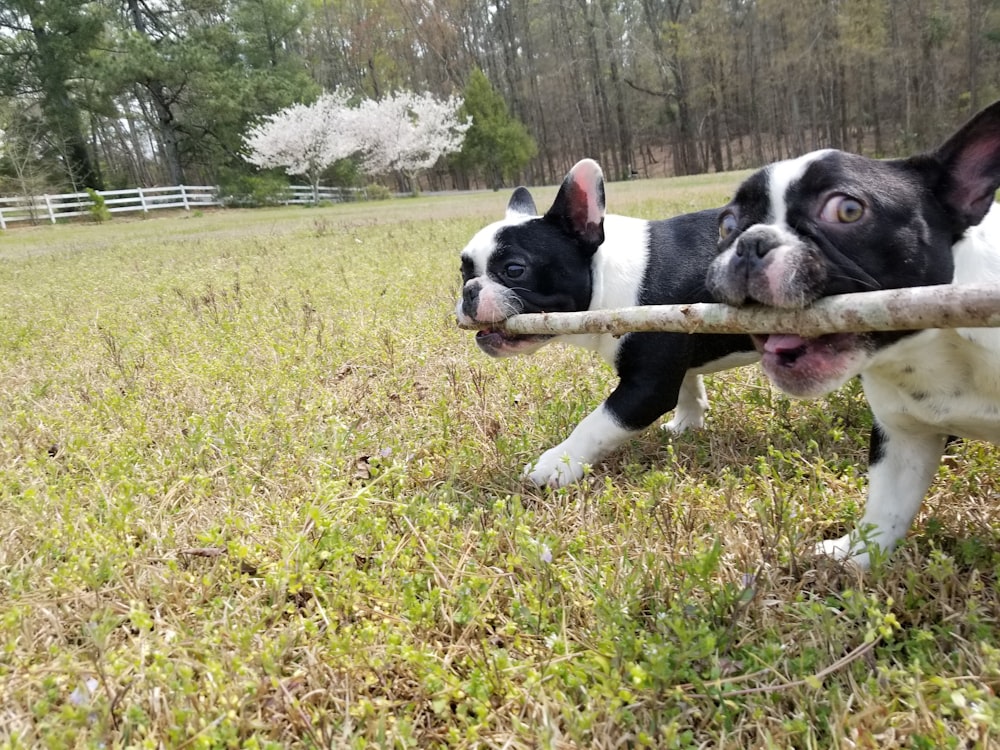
[0,183,376,229]
[281,185,369,204]
[0,185,220,229]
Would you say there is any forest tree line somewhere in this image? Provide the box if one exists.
[3,0,1000,198]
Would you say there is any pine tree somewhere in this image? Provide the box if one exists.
[457,69,536,190]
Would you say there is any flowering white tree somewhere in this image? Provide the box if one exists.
[243,89,470,199]
[242,90,358,201]
[353,91,471,194]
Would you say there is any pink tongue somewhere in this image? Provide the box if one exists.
[763,334,808,354]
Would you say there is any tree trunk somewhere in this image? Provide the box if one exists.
[127,0,185,186]
[600,0,634,179]
[31,23,102,189]
[513,0,554,184]
[578,0,618,177]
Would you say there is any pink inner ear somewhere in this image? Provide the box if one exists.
[567,160,605,229]
[939,109,1000,223]
[952,139,1000,222]
[955,140,998,184]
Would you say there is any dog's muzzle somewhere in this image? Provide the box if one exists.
[708,226,824,309]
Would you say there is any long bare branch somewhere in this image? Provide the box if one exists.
[457,284,1000,337]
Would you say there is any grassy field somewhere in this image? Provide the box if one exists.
[1,174,999,749]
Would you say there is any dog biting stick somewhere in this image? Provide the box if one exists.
[457,283,1000,337]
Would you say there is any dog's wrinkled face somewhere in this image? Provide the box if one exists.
[706,149,965,397]
[456,161,606,357]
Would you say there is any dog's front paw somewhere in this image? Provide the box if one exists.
[524,449,586,488]
[815,534,872,571]
[662,374,709,434]
[661,410,705,435]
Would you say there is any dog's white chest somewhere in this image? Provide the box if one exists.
[864,329,1000,442]
[555,215,651,364]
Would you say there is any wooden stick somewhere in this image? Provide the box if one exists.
[458,283,1000,337]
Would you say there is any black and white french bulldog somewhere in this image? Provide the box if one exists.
[457,158,757,487]
[706,100,1000,568]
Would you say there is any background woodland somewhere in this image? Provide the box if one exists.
[3,0,1000,197]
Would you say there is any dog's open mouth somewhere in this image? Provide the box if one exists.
[475,328,553,356]
[751,332,866,397]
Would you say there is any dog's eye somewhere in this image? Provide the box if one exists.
[719,211,738,241]
[505,263,525,279]
[820,195,865,224]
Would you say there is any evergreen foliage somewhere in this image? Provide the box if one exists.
[85,187,111,223]
[457,69,537,190]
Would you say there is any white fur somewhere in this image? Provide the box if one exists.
[458,216,530,280]
[664,372,709,433]
[817,431,947,568]
[589,216,651,309]
[953,205,1000,357]
[525,403,637,486]
[822,203,1000,566]
[664,352,760,432]
[557,215,650,362]
[768,150,833,225]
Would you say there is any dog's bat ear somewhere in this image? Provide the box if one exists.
[932,99,1000,230]
[545,158,606,248]
[506,186,537,218]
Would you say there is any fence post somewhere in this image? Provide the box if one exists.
[0,205,5,230]
[44,195,56,224]
[138,187,148,214]
[180,185,190,211]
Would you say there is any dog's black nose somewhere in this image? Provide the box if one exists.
[462,280,481,313]
[735,232,779,259]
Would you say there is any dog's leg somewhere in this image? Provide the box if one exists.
[525,403,638,487]
[526,334,696,488]
[662,373,708,433]
[817,422,947,569]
